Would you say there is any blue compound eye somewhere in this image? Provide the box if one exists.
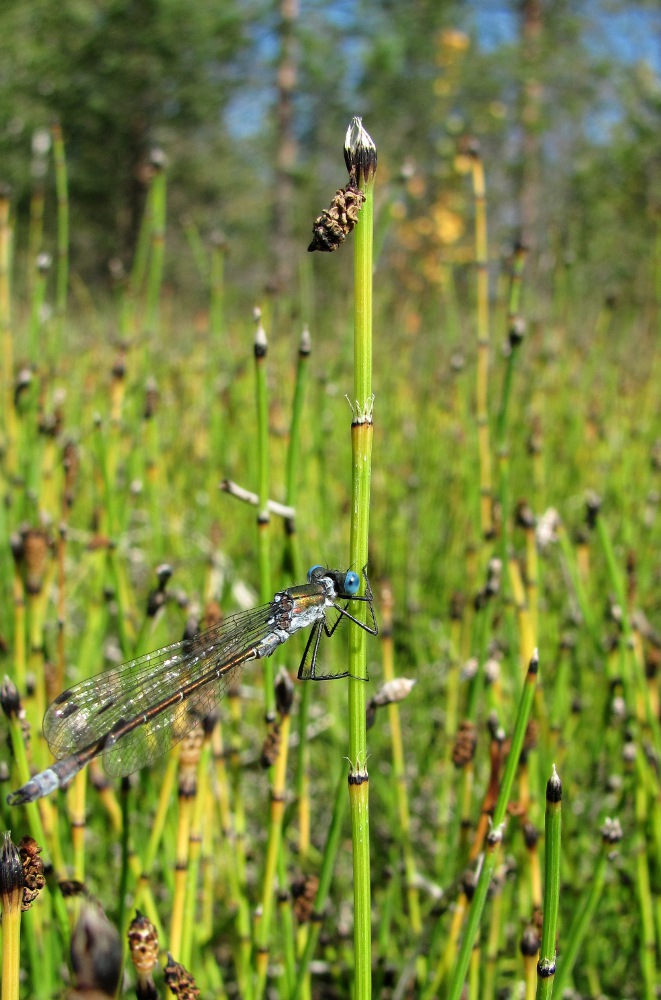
[344,571,360,595]
[307,564,324,582]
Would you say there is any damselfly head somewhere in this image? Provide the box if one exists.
[307,565,362,598]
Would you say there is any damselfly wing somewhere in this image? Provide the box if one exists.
[8,565,377,805]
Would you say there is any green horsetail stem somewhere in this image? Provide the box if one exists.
[345,115,377,1000]
[445,650,539,1000]
[0,833,23,1000]
[536,766,562,1000]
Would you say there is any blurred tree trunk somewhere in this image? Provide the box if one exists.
[272,0,299,294]
[519,0,543,251]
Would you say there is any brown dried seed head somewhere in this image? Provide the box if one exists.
[261,722,282,768]
[308,182,366,253]
[18,836,45,911]
[291,873,319,924]
[452,720,478,768]
[144,377,159,420]
[449,590,466,620]
[128,911,159,976]
[58,878,88,898]
[523,719,539,754]
[164,953,201,1000]
[202,601,223,630]
[63,439,80,506]
[22,528,50,595]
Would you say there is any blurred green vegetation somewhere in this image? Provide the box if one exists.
[1,0,659,297]
[0,2,660,998]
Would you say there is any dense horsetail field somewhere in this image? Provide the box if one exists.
[0,129,660,1000]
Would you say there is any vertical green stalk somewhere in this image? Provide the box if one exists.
[483,873,506,1000]
[0,832,23,1000]
[28,255,51,366]
[0,185,17,481]
[206,232,228,493]
[275,849,296,998]
[181,215,209,279]
[380,584,423,979]
[346,116,377,1000]
[536,766,562,1000]
[292,764,349,999]
[286,328,313,854]
[127,177,154,328]
[209,231,227,341]
[213,719,253,999]
[94,423,133,658]
[445,650,539,1000]
[254,692,292,999]
[253,309,274,721]
[469,142,493,542]
[144,152,167,344]
[633,750,657,1000]
[495,303,526,568]
[285,326,310,569]
[555,523,599,645]
[51,122,69,351]
[250,302,290,998]
[553,818,622,997]
[27,130,50,292]
[180,730,214,967]
[593,503,661,757]
[0,185,14,646]
[118,778,131,944]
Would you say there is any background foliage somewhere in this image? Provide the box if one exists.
[1,0,659,297]
[1,3,661,999]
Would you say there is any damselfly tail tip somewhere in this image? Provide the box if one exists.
[7,768,59,806]
[7,785,33,806]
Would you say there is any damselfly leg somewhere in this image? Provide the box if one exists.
[298,566,378,680]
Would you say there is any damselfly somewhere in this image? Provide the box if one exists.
[8,565,377,805]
